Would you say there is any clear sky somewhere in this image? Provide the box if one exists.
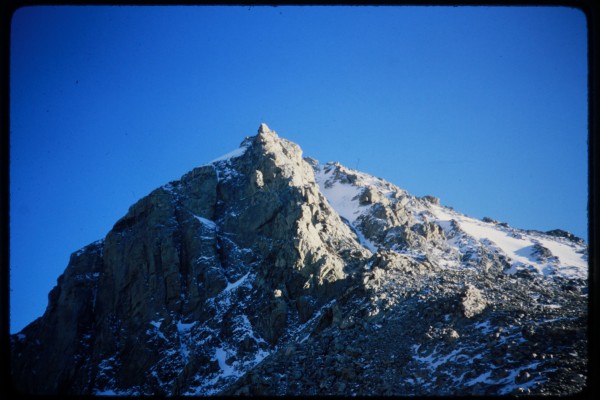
[10,6,588,333]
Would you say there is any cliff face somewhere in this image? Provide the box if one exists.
[10,124,588,396]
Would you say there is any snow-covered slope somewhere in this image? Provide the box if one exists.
[430,204,587,279]
[314,160,587,280]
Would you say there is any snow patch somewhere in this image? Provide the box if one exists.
[211,144,249,163]
[177,321,196,333]
[354,227,378,253]
[194,215,217,230]
[149,320,162,329]
[224,272,250,293]
[176,320,196,362]
[317,176,364,223]
[214,347,238,377]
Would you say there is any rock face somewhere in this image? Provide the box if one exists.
[10,124,589,396]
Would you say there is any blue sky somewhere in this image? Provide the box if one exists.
[10,6,587,333]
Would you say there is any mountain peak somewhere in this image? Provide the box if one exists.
[258,122,273,135]
[252,122,281,147]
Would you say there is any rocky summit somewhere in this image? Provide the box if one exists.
[10,124,589,396]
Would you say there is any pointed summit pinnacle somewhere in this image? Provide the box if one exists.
[258,123,272,134]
